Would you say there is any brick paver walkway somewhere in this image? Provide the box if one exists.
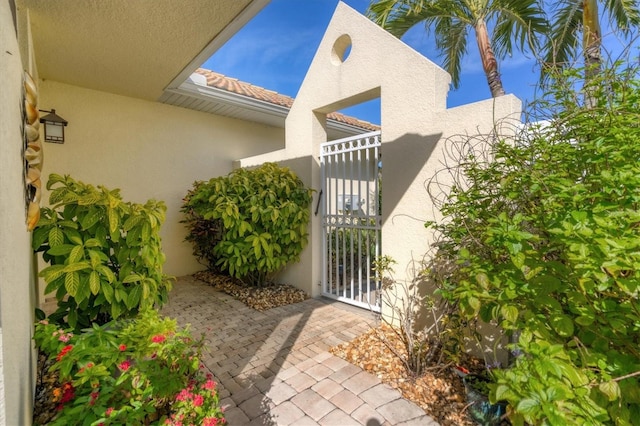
[161,276,438,425]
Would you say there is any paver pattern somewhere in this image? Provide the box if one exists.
[161,276,438,425]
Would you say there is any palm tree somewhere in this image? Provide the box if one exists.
[367,0,546,98]
[544,0,640,81]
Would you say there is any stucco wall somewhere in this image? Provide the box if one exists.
[38,81,285,280]
[0,0,38,423]
[236,3,522,313]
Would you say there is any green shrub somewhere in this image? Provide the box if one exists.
[428,62,640,424]
[180,184,224,271]
[181,163,312,286]
[33,174,173,330]
[34,310,224,425]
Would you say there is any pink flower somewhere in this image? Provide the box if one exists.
[175,388,192,402]
[57,332,73,342]
[203,418,219,426]
[193,394,204,407]
[118,344,127,351]
[118,360,131,371]
[201,379,216,391]
[105,407,114,417]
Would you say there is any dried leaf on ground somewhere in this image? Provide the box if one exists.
[330,324,480,426]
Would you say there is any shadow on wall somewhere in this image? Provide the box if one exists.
[380,132,442,226]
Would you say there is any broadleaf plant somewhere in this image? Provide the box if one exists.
[427,60,640,424]
[181,163,312,286]
[34,174,173,331]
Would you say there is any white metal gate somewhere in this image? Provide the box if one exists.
[320,131,382,311]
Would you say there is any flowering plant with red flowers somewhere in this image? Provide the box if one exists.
[34,310,225,425]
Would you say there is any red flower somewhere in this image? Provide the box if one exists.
[118,360,131,371]
[59,382,75,404]
[105,407,114,417]
[151,334,166,343]
[56,345,73,362]
[89,391,100,406]
[203,417,219,426]
[118,344,127,351]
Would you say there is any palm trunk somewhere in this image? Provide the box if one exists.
[583,0,601,107]
[583,0,601,78]
[475,19,505,97]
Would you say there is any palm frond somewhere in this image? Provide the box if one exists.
[437,18,468,88]
[604,0,640,35]
[491,0,547,58]
[542,0,583,74]
[367,0,425,37]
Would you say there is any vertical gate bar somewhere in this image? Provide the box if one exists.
[374,136,384,309]
[366,142,378,305]
[321,147,327,296]
[328,150,332,295]
[365,141,372,306]
[336,144,347,297]
[349,143,354,301]
[331,153,340,296]
[356,141,363,303]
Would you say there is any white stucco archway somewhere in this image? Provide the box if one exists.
[237,2,521,303]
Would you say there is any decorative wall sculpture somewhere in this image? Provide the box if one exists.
[23,71,43,231]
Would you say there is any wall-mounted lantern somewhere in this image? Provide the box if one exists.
[39,109,68,143]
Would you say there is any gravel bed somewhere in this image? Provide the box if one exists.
[193,271,309,311]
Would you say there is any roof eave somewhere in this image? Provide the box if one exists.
[171,81,375,134]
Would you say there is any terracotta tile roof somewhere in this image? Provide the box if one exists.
[195,68,380,131]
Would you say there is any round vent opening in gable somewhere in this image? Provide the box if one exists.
[331,34,352,65]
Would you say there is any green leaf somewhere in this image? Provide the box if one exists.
[89,271,100,295]
[127,285,142,309]
[40,264,66,283]
[75,276,90,303]
[476,272,490,290]
[516,398,540,415]
[68,245,84,263]
[110,302,122,320]
[49,227,64,247]
[494,384,510,401]
[501,305,519,324]
[599,381,621,402]
[46,244,75,256]
[101,281,114,303]
[65,271,80,296]
[63,261,91,273]
[96,265,115,283]
[84,238,101,248]
[64,228,83,245]
[467,297,481,314]
[107,208,119,234]
[122,274,143,284]
[550,314,575,337]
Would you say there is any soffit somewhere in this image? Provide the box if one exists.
[17,0,266,100]
[159,69,380,137]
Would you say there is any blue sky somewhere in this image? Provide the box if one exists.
[202,0,634,125]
